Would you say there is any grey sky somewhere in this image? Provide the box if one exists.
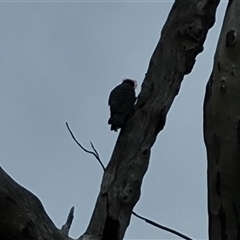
[1,2,227,239]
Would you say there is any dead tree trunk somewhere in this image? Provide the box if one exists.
[204,0,240,239]
[0,1,220,240]
[83,1,219,239]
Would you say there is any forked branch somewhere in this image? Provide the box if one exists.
[66,122,193,240]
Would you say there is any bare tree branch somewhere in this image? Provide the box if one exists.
[90,141,100,161]
[66,122,193,240]
[132,211,193,240]
[66,122,105,171]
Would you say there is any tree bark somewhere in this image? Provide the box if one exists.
[0,1,220,240]
[83,1,220,239]
[204,0,240,239]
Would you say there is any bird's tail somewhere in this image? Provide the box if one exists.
[108,114,125,131]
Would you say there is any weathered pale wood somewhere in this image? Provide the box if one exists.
[204,0,240,239]
[82,1,220,239]
[0,167,68,240]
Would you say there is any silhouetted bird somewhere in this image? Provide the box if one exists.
[108,79,137,131]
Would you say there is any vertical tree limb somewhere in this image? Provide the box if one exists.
[81,1,220,239]
[204,0,240,239]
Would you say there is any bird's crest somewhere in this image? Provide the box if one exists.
[122,78,137,89]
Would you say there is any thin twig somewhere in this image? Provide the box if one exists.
[132,211,193,240]
[66,122,105,171]
[66,122,194,240]
[61,206,75,236]
[90,141,100,159]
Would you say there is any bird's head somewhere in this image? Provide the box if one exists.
[122,79,137,89]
